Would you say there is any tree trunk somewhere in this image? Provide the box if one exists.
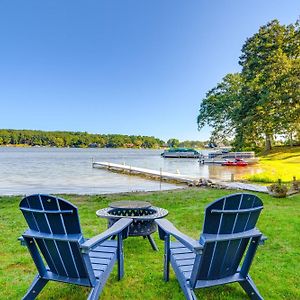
[290,131,293,147]
[265,133,272,152]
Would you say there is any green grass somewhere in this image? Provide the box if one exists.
[1,188,299,299]
[246,146,300,183]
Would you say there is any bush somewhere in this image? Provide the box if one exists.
[267,182,288,198]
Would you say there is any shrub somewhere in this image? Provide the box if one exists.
[267,182,288,198]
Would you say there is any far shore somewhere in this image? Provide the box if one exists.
[0,144,166,149]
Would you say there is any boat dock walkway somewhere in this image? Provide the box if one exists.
[92,161,198,184]
[92,161,268,193]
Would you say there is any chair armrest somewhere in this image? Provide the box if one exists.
[156,219,203,254]
[81,218,132,252]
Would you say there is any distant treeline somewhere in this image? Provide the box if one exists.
[166,138,207,149]
[0,129,164,148]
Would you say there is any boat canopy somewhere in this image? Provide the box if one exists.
[166,148,199,154]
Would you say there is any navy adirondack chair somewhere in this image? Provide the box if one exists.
[156,193,266,300]
[19,194,132,300]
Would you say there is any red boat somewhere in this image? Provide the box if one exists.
[221,158,248,166]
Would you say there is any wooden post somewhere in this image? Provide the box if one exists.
[231,174,235,182]
[160,168,162,190]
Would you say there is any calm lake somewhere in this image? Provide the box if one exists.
[0,147,262,195]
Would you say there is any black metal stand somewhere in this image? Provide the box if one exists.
[146,235,158,251]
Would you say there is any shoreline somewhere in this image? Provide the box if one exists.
[0,186,187,197]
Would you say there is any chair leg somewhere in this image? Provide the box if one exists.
[239,275,264,300]
[163,235,170,281]
[22,275,48,300]
[117,233,124,280]
[87,281,104,300]
[147,235,158,251]
[180,283,197,300]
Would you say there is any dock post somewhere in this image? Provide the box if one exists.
[160,168,162,190]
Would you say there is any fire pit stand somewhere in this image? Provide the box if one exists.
[96,200,168,251]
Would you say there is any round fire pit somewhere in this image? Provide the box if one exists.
[96,200,168,250]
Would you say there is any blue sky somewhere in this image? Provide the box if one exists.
[0,1,299,141]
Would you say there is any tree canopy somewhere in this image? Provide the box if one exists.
[198,19,300,151]
[0,129,164,149]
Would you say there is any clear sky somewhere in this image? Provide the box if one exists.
[0,1,299,142]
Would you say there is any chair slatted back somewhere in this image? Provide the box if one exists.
[20,194,89,279]
[196,193,263,280]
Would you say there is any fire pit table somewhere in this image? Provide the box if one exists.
[96,200,168,251]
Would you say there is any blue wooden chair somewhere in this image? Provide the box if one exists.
[19,194,132,300]
[156,193,266,300]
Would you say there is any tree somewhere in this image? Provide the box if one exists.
[167,138,180,148]
[238,20,300,150]
[198,19,300,151]
[197,73,242,144]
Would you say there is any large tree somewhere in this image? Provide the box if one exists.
[197,73,242,140]
[239,20,300,150]
[198,19,300,151]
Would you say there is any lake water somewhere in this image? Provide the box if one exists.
[0,147,262,195]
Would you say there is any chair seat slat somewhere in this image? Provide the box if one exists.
[91,246,117,253]
[175,259,195,267]
[90,258,111,265]
[89,251,115,260]
[173,253,196,260]
[92,264,109,272]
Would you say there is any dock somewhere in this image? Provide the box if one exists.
[92,161,198,184]
[92,161,269,193]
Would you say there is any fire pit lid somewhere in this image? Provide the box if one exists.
[109,200,151,209]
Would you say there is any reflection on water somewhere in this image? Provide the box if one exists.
[0,147,263,195]
[206,164,263,180]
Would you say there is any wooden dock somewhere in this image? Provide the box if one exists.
[92,161,198,184]
[92,161,268,193]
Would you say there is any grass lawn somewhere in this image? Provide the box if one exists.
[0,188,299,299]
[246,146,300,183]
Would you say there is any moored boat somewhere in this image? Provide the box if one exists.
[200,151,258,164]
[221,158,248,166]
[161,148,200,158]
